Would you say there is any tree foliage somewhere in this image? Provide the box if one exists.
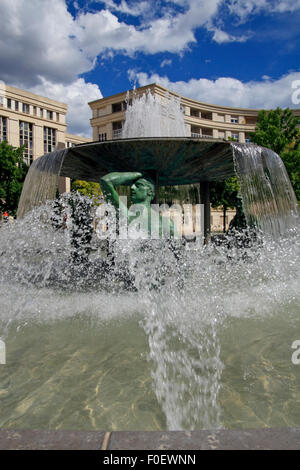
[250,107,300,201]
[71,179,102,204]
[249,108,300,155]
[210,177,240,210]
[0,141,28,215]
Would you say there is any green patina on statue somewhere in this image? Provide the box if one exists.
[100,172,176,238]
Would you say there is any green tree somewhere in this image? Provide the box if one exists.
[281,148,300,202]
[250,107,300,201]
[210,177,240,232]
[0,141,28,215]
[71,179,102,204]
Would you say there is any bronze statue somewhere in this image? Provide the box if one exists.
[100,172,177,238]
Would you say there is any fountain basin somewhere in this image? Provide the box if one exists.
[60,138,235,185]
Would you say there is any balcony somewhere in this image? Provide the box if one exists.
[112,129,123,139]
[191,132,201,138]
[190,108,200,118]
[201,111,212,120]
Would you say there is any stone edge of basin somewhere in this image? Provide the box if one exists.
[0,428,300,450]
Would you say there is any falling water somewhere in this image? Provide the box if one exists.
[17,148,67,219]
[232,143,299,237]
[122,90,188,138]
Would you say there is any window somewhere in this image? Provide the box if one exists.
[33,106,37,116]
[66,141,74,148]
[201,127,213,137]
[112,121,123,139]
[99,133,107,142]
[56,113,59,122]
[15,101,19,111]
[0,96,3,107]
[40,108,44,118]
[231,117,238,124]
[190,108,200,118]
[44,127,56,153]
[47,110,53,120]
[231,133,239,141]
[7,98,12,109]
[19,121,33,165]
[112,101,127,113]
[0,116,7,142]
[22,103,30,114]
[201,111,212,120]
[191,125,201,138]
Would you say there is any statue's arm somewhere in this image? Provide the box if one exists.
[100,172,142,214]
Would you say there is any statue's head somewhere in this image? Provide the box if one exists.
[130,177,155,204]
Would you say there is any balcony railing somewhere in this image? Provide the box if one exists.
[191,132,202,138]
[191,132,214,138]
[112,129,123,139]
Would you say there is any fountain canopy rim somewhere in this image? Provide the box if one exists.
[60,137,240,186]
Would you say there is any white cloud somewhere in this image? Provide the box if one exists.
[228,0,300,21]
[273,0,300,12]
[0,0,228,89]
[161,59,173,67]
[75,6,196,55]
[0,0,93,87]
[28,78,102,137]
[99,0,153,17]
[128,69,300,109]
[0,0,103,136]
[210,27,250,43]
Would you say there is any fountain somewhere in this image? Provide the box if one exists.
[0,91,299,432]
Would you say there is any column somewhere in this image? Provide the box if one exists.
[200,181,211,244]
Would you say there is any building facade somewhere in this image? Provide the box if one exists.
[0,83,92,193]
[88,83,300,144]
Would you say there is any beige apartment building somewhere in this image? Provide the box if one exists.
[89,82,298,143]
[0,82,92,192]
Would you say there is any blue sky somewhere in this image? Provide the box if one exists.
[0,0,299,136]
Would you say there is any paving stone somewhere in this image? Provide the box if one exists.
[0,429,105,450]
[109,429,300,450]
[0,428,300,450]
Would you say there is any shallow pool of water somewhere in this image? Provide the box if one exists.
[0,212,299,431]
[0,289,299,431]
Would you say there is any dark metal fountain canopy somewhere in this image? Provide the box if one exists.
[60,137,236,185]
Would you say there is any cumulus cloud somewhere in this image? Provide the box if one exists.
[0,0,93,88]
[0,0,102,136]
[128,69,300,109]
[28,78,102,137]
[75,6,195,55]
[0,0,226,87]
[228,0,300,21]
